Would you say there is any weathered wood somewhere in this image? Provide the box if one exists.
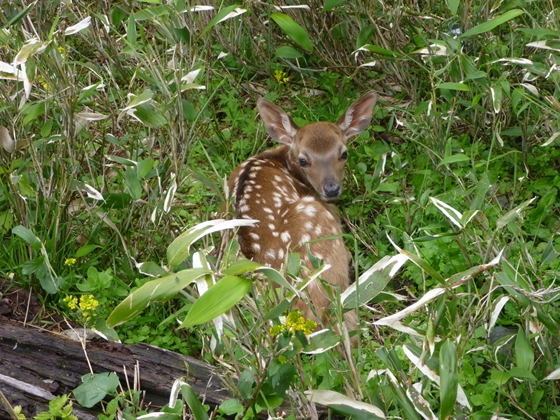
[0,318,231,418]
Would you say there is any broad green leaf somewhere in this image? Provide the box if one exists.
[490,84,503,113]
[515,327,534,372]
[446,0,459,16]
[123,89,154,111]
[181,384,209,420]
[440,341,458,420]
[125,167,142,200]
[270,12,313,52]
[219,399,243,416]
[106,268,211,327]
[136,5,170,21]
[75,244,98,258]
[137,157,154,179]
[275,45,303,58]
[496,197,536,230]
[73,372,119,408]
[470,172,491,210]
[490,369,511,385]
[237,369,254,400]
[12,225,41,249]
[181,275,251,327]
[341,255,407,308]
[199,5,241,38]
[461,9,525,38]
[22,102,46,125]
[137,261,168,277]
[222,259,262,275]
[302,329,341,354]
[438,153,470,166]
[356,25,375,49]
[127,12,137,45]
[6,1,36,27]
[322,0,345,11]
[359,44,399,57]
[399,249,446,284]
[167,219,256,268]
[437,82,470,91]
[132,103,167,128]
[509,367,537,381]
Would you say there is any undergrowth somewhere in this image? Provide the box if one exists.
[1,0,560,419]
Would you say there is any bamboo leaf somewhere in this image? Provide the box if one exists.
[461,10,525,38]
[270,12,313,52]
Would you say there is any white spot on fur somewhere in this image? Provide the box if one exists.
[304,221,313,230]
[255,185,262,189]
[300,234,311,244]
[281,232,291,243]
[239,205,250,213]
[249,172,258,179]
[265,249,276,260]
[315,225,323,236]
[268,223,276,231]
[304,206,317,217]
[272,231,279,237]
[278,249,284,260]
[268,215,275,221]
[249,232,260,240]
[303,196,315,203]
[253,243,261,252]
[263,208,273,214]
[274,175,284,182]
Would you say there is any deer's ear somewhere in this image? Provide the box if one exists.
[257,98,299,145]
[336,91,377,139]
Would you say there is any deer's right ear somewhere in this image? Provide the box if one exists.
[257,98,299,145]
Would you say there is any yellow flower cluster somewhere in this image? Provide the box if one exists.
[274,69,290,84]
[65,258,77,266]
[63,294,99,322]
[270,310,317,337]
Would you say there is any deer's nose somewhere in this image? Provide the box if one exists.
[323,183,341,198]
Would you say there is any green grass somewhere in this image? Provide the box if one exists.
[1,0,560,419]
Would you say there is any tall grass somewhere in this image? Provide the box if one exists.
[1,0,560,418]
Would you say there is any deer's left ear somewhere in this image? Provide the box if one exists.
[336,91,377,139]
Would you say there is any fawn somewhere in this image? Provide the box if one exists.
[227,92,377,339]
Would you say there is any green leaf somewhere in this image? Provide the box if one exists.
[508,367,537,381]
[303,329,341,354]
[73,372,120,408]
[106,268,211,327]
[133,102,167,128]
[5,1,36,27]
[356,25,375,49]
[270,12,313,52]
[125,167,142,200]
[496,197,536,230]
[446,0,459,16]
[470,172,491,210]
[12,225,41,250]
[127,12,137,45]
[199,5,241,38]
[219,399,243,416]
[437,82,470,91]
[167,220,256,268]
[181,384,209,420]
[490,369,511,385]
[438,153,470,166]
[268,359,296,398]
[322,0,345,11]
[359,44,399,57]
[222,259,262,276]
[22,102,46,125]
[237,369,254,400]
[182,275,251,327]
[306,390,385,419]
[515,327,534,372]
[275,45,303,59]
[439,340,458,420]
[461,9,525,38]
[75,244,98,258]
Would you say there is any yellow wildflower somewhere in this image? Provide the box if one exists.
[63,295,78,310]
[270,324,285,337]
[274,69,290,84]
[65,258,77,266]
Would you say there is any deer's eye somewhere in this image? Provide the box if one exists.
[299,158,308,168]
[341,151,348,160]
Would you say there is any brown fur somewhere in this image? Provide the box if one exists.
[226,92,377,341]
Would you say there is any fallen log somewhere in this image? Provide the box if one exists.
[0,318,231,419]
